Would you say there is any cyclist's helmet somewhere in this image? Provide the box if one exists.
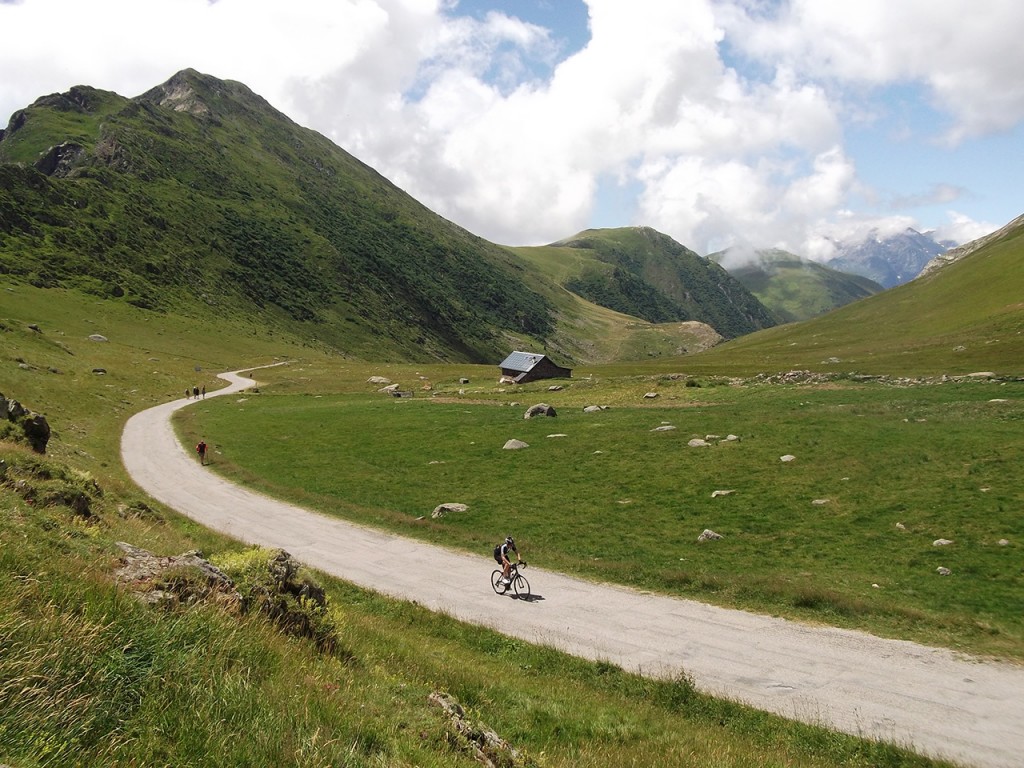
[505,536,515,546]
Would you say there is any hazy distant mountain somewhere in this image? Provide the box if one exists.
[827,228,953,288]
[710,248,883,323]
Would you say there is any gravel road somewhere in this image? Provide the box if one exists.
[121,366,1024,768]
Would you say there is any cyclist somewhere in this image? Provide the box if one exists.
[494,535,521,585]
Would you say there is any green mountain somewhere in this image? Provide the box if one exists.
[0,69,555,363]
[709,248,884,323]
[513,227,777,339]
[697,218,1024,375]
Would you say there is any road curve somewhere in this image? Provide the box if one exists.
[121,366,1024,768]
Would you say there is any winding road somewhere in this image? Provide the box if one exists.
[121,367,1024,768]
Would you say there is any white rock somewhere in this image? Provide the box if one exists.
[933,539,953,547]
[688,438,710,448]
[502,439,529,450]
[780,454,796,462]
[711,489,735,498]
[431,503,468,519]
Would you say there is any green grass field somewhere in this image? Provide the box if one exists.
[179,362,1024,661]
[1,277,1014,766]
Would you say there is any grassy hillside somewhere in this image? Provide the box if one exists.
[711,248,884,323]
[512,227,777,339]
[690,218,1024,377]
[0,70,554,363]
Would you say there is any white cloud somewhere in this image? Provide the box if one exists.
[932,211,997,246]
[719,0,1024,142]
[0,0,1015,253]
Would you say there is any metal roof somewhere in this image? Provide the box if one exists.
[499,350,545,372]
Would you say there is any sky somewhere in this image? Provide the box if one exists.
[1,0,1022,259]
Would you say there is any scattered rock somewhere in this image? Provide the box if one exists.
[780,454,796,462]
[379,383,400,393]
[28,323,41,332]
[367,376,391,385]
[431,502,468,519]
[547,385,563,391]
[710,489,734,498]
[92,368,106,375]
[88,334,108,342]
[643,392,659,399]
[688,438,710,447]
[546,433,567,438]
[651,425,676,432]
[114,542,239,608]
[583,405,605,413]
[998,539,1010,546]
[811,499,830,506]
[896,522,906,530]
[524,403,556,419]
[936,566,952,576]
[429,691,529,768]
[503,439,529,450]
[933,539,954,547]
[459,378,470,384]
[872,583,881,589]
[722,434,740,442]
[697,529,723,542]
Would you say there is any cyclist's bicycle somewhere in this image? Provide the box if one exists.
[491,561,530,599]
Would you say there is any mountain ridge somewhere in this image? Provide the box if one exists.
[0,69,776,364]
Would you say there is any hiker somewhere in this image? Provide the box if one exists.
[196,440,207,465]
[493,535,521,584]
[193,386,200,399]
[185,388,191,400]
[201,385,206,398]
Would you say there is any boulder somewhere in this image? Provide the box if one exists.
[583,405,605,413]
[697,529,723,542]
[22,412,50,454]
[651,425,676,432]
[524,403,557,419]
[503,439,529,450]
[367,376,391,385]
[88,333,108,342]
[688,438,710,447]
[431,502,468,519]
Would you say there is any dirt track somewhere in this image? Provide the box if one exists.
[121,366,1024,768]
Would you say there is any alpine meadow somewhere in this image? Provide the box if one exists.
[1,69,1022,768]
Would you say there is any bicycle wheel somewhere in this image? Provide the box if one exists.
[512,574,531,599]
[491,570,507,594]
